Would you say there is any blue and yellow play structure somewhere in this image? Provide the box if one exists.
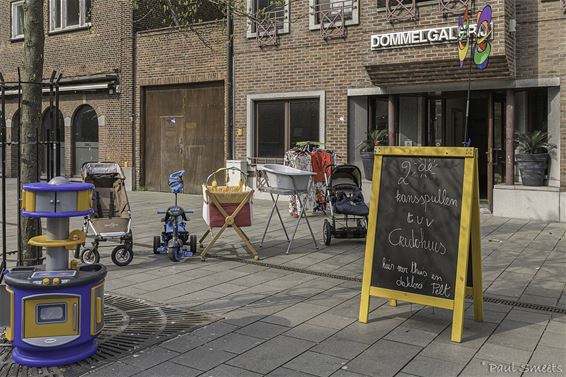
[0,177,107,367]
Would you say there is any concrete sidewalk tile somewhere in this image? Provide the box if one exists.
[476,343,532,364]
[263,302,329,327]
[133,361,201,377]
[284,351,347,377]
[227,335,315,374]
[505,308,551,325]
[266,367,320,377]
[459,358,522,377]
[171,346,236,371]
[312,336,369,359]
[161,322,239,353]
[236,321,290,340]
[202,364,263,377]
[223,308,266,327]
[527,345,566,369]
[383,326,438,347]
[305,312,356,330]
[333,317,405,345]
[85,361,144,377]
[120,346,178,369]
[418,341,475,364]
[330,370,372,377]
[345,339,421,377]
[207,332,264,354]
[401,355,465,377]
[285,323,338,343]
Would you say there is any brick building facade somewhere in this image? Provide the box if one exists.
[232,0,566,220]
[0,0,134,178]
[0,1,565,219]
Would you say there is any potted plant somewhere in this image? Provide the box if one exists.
[357,129,388,181]
[514,131,556,186]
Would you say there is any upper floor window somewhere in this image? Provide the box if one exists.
[11,1,24,39]
[310,0,358,30]
[247,0,289,38]
[50,0,92,32]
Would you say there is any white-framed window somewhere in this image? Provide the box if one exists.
[11,1,25,39]
[49,0,92,32]
[309,0,358,30]
[246,91,326,159]
[246,0,290,38]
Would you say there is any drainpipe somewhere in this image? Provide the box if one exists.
[505,89,514,185]
[227,3,234,160]
[131,25,137,189]
[388,95,396,146]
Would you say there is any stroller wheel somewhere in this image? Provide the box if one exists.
[153,236,162,254]
[323,220,332,246]
[190,235,197,254]
[111,245,134,267]
[81,248,100,264]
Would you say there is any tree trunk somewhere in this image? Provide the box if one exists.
[21,0,44,265]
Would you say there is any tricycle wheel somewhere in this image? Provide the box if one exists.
[153,236,161,254]
[112,245,134,266]
[190,235,197,254]
[323,220,332,246]
[81,248,100,264]
[168,246,183,262]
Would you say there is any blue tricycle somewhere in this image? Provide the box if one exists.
[153,170,198,262]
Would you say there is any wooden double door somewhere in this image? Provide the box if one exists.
[144,82,225,193]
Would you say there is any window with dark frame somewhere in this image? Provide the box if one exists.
[49,0,92,32]
[248,0,289,36]
[11,1,25,39]
[311,0,358,27]
[255,99,320,158]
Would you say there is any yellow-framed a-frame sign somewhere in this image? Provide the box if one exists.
[359,147,483,343]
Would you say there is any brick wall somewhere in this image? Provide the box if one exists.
[0,0,133,177]
[232,0,513,162]
[134,22,227,187]
[515,0,566,186]
[233,0,566,187]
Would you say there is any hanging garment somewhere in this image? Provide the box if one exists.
[284,149,315,217]
[310,150,334,183]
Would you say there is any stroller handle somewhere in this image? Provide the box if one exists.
[205,167,248,186]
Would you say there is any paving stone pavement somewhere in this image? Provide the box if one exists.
[0,180,565,376]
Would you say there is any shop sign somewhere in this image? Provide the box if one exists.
[370,24,490,50]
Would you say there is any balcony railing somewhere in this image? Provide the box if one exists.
[311,0,356,40]
[252,8,287,47]
[438,0,470,15]
[562,0,565,13]
[385,0,416,22]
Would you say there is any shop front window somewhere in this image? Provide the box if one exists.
[255,99,320,159]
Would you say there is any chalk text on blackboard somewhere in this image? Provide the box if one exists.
[388,227,447,255]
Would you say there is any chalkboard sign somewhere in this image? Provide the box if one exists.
[359,147,483,343]
[371,156,464,299]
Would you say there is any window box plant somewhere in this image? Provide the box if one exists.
[357,129,388,181]
[514,131,556,186]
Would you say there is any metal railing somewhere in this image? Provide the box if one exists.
[385,0,416,22]
[562,0,566,13]
[438,0,470,15]
[311,0,356,39]
[253,8,287,47]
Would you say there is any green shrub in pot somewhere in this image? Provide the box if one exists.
[514,131,556,186]
[356,129,388,181]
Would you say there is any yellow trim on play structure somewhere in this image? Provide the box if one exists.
[28,230,86,251]
[21,190,36,212]
[6,287,14,342]
[76,190,93,212]
[358,146,483,343]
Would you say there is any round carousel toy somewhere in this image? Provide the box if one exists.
[2,177,107,367]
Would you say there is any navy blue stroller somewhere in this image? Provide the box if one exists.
[323,164,369,245]
[153,170,198,262]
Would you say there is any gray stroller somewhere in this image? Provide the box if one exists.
[76,162,134,266]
